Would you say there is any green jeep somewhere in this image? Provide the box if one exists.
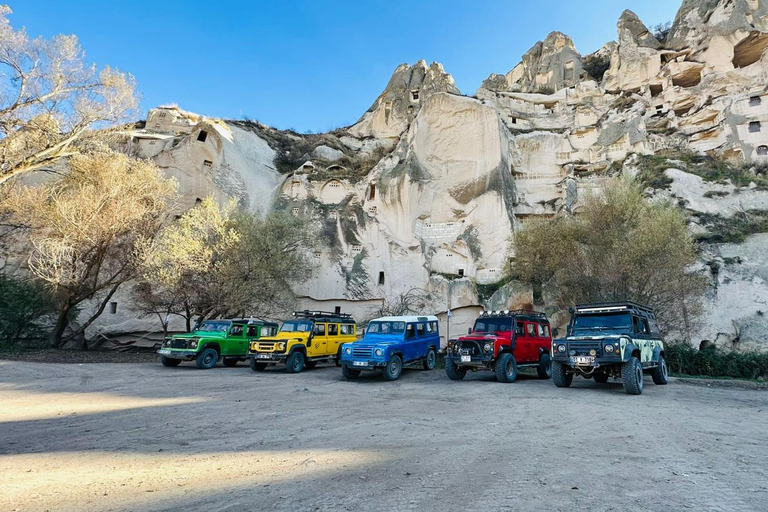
[158,319,279,369]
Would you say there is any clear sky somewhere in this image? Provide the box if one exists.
[11,1,681,132]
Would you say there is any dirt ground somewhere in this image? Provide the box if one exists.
[1,358,766,512]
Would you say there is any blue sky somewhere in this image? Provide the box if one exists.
[11,1,681,132]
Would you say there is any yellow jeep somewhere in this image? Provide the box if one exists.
[247,310,357,373]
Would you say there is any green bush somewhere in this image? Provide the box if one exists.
[0,273,55,345]
[666,343,768,380]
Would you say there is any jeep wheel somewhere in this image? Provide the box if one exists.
[222,358,238,367]
[536,352,552,379]
[305,361,318,369]
[552,361,573,388]
[161,356,181,367]
[593,373,609,384]
[621,356,644,395]
[651,355,669,385]
[335,346,343,367]
[423,348,437,370]
[249,358,267,371]
[445,358,466,380]
[342,364,361,379]
[495,353,518,383]
[195,348,219,369]
[383,355,403,381]
[286,351,305,373]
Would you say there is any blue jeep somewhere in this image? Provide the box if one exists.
[340,315,440,381]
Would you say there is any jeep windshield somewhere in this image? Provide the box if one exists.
[472,318,512,334]
[196,321,231,333]
[572,313,631,334]
[366,321,406,335]
[280,321,313,332]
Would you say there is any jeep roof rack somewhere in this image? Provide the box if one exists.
[574,301,655,317]
[228,318,280,326]
[293,310,356,322]
[479,309,549,322]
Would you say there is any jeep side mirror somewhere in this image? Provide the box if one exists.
[467,327,472,335]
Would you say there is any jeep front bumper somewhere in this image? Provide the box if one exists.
[553,354,621,369]
[445,354,492,368]
[342,359,385,370]
[247,353,286,364]
[158,349,198,360]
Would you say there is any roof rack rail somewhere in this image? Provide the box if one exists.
[479,309,549,321]
[574,301,655,315]
[293,310,355,321]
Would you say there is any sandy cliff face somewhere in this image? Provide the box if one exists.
[93,0,768,351]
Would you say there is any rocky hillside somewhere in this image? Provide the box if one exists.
[96,0,768,352]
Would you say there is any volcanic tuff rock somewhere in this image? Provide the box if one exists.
[84,0,768,351]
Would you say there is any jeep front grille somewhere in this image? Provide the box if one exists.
[457,340,483,356]
[352,346,372,357]
[256,342,277,352]
[171,340,190,349]
[568,340,602,355]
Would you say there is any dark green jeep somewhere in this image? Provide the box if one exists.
[158,319,279,369]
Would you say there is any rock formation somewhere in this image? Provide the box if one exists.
[83,0,768,351]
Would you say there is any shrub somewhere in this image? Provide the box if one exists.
[693,210,768,244]
[666,343,768,380]
[583,54,611,82]
[0,273,55,345]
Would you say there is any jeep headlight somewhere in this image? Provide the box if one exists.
[374,348,383,356]
[344,347,351,355]
[189,340,198,349]
[484,343,492,352]
[557,344,566,353]
[163,340,170,347]
[604,344,614,353]
[277,342,286,351]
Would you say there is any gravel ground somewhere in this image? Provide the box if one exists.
[1,358,766,512]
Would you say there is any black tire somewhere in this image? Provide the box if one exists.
[422,348,437,370]
[651,355,669,385]
[195,348,219,369]
[552,361,573,388]
[341,364,361,379]
[335,346,343,367]
[445,358,466,381]
[621,356,644,395]
[305,361,318,369]
[383,355,403,381]
[161,356,181,367]
[537,352,552,379]
[495,352,518,383]
[249,358,267,371]
[593,373,609,384]
[222,358,238,367]
[286,351,305,373]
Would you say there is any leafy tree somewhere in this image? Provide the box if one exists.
[2,147,177,347]
[0,6,137,186]
[511,178,706,336]
[136,198,316,329]
[0,272,55,344]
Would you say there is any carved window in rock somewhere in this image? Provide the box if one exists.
[197,130,208,142]
[329,211,338,220]
[202,160,213,171]
[378,272,385,285]
[369,183,376,200]
[411,90,420,101]
[149,140,156,145]
[458,268,465,277]
[750,96,762,107]
[302,163,315,172]
[328,181,341,188]
[158,111,167,118]
[290,180,300,199]
[749,121,762,133]
[154,123,161,129]
[291,207,299,216]
[109,301,118,314]
[368,206,378,215]
[510,116,517,124]
[351,245,362,254]
[758,145,768,156]
[313,251,322,259]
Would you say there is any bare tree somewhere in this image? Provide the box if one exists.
[2,147,177,347]
[0,6,138,186]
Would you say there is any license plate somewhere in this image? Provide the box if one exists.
[158,349,171,355]
[575,356,595,365]
[461,355,471,363]
[353,361,368,366]
[257,354,271,359]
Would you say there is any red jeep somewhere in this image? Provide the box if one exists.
[445,310,553,383]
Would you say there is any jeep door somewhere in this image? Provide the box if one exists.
[404,323,418,362]
[536,323,551,358]
[226,324,247,355]
[326,323,340,356]
[520,322,538,363]
[309,323,326,357]
[632,316,653,364]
